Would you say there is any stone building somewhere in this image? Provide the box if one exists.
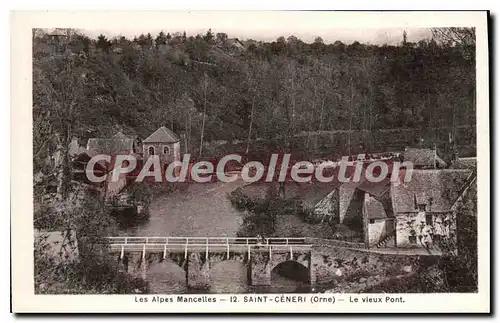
[363,193,395,248]
[390,169,472,249]
[402,147,447,169]
[314,157,475,251]
[86,131,139,155]
[142,126,181,164]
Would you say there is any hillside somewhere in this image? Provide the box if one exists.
[33,29,476,170]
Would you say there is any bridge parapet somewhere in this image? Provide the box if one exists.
[108,236,307,245]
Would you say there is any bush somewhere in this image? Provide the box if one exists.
[237,211,276,237]
[345,269,372,283]
[230,187,330,236]
[34,204,64,231]
[228,188,256,211]
[34,189,149,294]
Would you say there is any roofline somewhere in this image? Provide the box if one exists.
[142,139,180,143]
[395,211,452,214]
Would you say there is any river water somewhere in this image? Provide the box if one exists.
[118,179,312,293]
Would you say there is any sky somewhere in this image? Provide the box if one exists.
[60,11,437,45]
[81,27,432,45]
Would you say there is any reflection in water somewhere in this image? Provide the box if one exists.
[147,260,312,294]
[119,182,312,293]
[210,261,248,294]
[147,261,187,294]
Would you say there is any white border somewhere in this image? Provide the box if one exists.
[10,10,490,313]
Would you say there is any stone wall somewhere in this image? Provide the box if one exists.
[395,212,456,248]
[311,244,420,286]
[106,170,128,197]
[368,218,395,247]
[116,248,313,288]
[340,187,364,231]
[142,142,179,163]
[114,243,422,291]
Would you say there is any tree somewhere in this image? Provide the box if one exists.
[155,31,168,46]
[432,27,475,47]
[312,36,324,54]
[33,53,89,199]
[199,72,209,157]
[431,27,475,60]
[33,29,477,189]
[314,36,324,45]
[96,34,111,52]
[137,33,153,48]
[203,29,214,43]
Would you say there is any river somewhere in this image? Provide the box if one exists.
[118,179,312,294]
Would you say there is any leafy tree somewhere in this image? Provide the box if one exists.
[96,34,111,52]
[432,27,475,61]
[203,28,214,43]
[155,31,168,46]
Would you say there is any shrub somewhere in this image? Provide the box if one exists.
[345,269,372,283]
[237,211,276,237]
[34,189,149,294]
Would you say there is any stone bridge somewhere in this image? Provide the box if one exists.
[108,237,314,289]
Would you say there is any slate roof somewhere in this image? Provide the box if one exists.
[339,181,363,221]
[364,194,389,220]
[227,38,245,48]
[391,169,472,213]
[403,147,436,168]
[454,157,477,169]
[338,172,392,200]
[143,126,180,143]
[86,132,136,155]
[113,131,137,140]
[87,138,134,155]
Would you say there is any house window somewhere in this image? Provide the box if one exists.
[148,146,155,155]
[163,146,170,155]
[369,219,375,224]
[426,214,433,225]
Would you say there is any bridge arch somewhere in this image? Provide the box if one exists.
[271,260,310,283]
[147,260,187,293]
[209,259,249,293]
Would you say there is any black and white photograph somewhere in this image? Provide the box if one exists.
[11,10,490,313]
